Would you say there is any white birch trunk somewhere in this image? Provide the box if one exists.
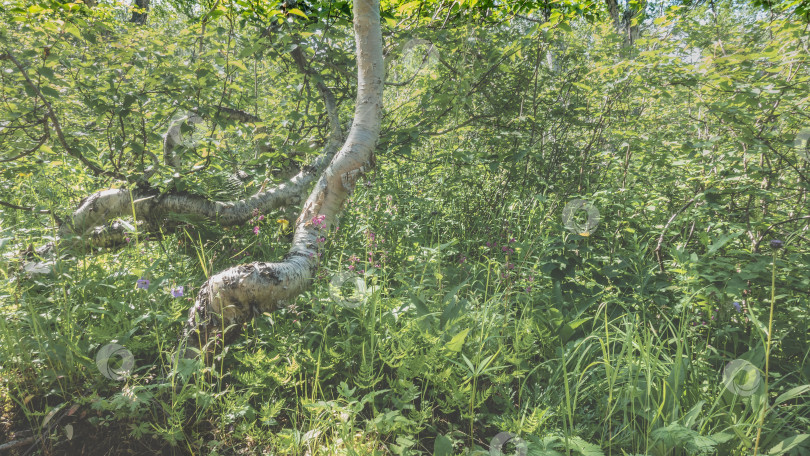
[181,0,383,357]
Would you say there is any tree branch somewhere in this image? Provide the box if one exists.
[0,199,51,214]
[0,130,49,163]
[654,193,703,273]
[31,139,339,259]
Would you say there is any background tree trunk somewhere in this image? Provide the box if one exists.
[130,0,149,24]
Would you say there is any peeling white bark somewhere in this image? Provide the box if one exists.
[182,0,383,357]
[33,141,338,259]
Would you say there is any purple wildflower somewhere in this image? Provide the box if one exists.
[253,226,260,235]
[733,302,742,313]
[171,286,184,298]
[312,215,327,229]
[770,239,784,249]
[136,278,150,290]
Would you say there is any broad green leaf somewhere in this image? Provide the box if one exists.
[445,328,470,352]
[768,434,810,455]
[773,385,810,406]
[707,230,745,255]
[433,434,453,456]
[287,8,308,19]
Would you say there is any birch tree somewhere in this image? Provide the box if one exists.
[182,0,383,357]
[2,0,383,359]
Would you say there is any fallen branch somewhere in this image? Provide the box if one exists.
[0,436,35,452]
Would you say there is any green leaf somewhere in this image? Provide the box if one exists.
[445,328,470,352]
[773,385,810,406]
[239,42,263,58]
[287,8,308,19]
[440,298,465,330]
[38,67,55,81]
[565,436,604,456]
[433,434,453,456]
[409,293,429,316]
[40,86,60,98]
[397,1,421,14]
[231,60,248,72]
[768,434,810,455]
[682,400,705,428]
[707,230,745,255]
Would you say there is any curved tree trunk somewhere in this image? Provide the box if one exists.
[180,0,383,359]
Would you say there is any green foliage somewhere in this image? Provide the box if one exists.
[1,0,810,455]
